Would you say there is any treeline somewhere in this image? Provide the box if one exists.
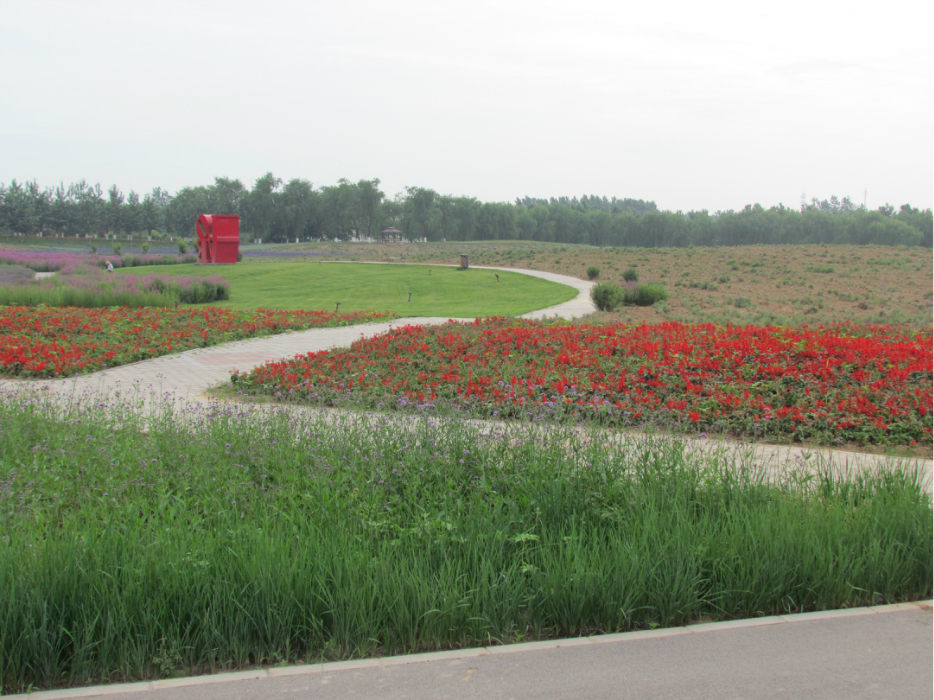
[1,174,931,248]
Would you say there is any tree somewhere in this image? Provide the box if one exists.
[209,177,248,214]
[124,191,143,234]
[106,185,125,235]
[279,178,320,240]
[243,173,282,241]
[352,179,384,240]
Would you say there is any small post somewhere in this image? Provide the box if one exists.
[336,302,341,311]
[408,292,412,302]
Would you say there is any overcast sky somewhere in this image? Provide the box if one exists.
[1,0,931,211]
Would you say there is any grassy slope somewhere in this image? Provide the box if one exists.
[116,261,577,316]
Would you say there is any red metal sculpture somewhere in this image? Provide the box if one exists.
[195,214,240,264]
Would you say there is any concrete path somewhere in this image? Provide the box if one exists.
[7,602,931,699]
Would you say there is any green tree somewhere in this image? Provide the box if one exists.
[243,173,282,241]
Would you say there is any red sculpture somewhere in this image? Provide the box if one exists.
[195,214,240,264]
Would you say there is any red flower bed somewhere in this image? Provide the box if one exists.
[239,319,933,446]
[0,306,396,377]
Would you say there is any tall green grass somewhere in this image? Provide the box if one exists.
[0,391,930,693]
[0,283,170,308]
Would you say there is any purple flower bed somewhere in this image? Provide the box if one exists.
[0,266,35,285]
[0,256,230,307]
[0,249,195,273]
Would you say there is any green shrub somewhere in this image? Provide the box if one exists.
[178,239,188,255]
[89,245,97,254]
[112,244,122,256]
[586,266,600,280]
[733,297,752,308]
[622,268,639,282]
[142,242,150,254]
[623,283,668,307]
[177,279,230,304]
[591,282,623,311]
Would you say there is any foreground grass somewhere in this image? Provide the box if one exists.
[115,261,577,316]
[0,390,930,693]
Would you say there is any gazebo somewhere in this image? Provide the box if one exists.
[380,227,403,243]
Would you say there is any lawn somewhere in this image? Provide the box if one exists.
[115,261,578,316]
[1,393,930,693]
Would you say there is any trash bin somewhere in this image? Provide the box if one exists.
[196,214,240,264]
[460,254,469,269]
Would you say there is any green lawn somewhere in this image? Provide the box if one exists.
[116,261,577,316]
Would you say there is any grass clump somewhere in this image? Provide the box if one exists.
[622,282,668,306]
[0,391,930,693]
[591,282,668,310]
[622,267,638,282]
[591,282,621,311]
[586,266,600,280]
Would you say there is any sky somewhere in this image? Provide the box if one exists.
[1,0,931,212]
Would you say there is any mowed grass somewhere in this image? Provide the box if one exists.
[116,261,577,316]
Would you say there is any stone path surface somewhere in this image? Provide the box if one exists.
[7,602,932,699]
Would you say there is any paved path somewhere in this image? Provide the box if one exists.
[2,265,931,489]
[7,602,931,699]
[2,267,595,402]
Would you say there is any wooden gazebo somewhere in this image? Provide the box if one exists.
[380,227,403,243]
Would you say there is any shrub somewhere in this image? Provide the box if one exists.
[733,297,752,308]
[623,283,668,307]
[623,268,638,282]
[237,251,244,262]
[142,242,150,254]
[112,244,122,256]
[178,239,188,255]
[591,282,623,311]
[89,245,97,254]
[586,266,600,280]
[177,278,230,304]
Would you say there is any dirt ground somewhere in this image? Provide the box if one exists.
[260,241,933,328]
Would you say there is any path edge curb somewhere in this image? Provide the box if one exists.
[6,599,931,698]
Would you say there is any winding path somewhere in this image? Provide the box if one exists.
[2,266,930,489]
